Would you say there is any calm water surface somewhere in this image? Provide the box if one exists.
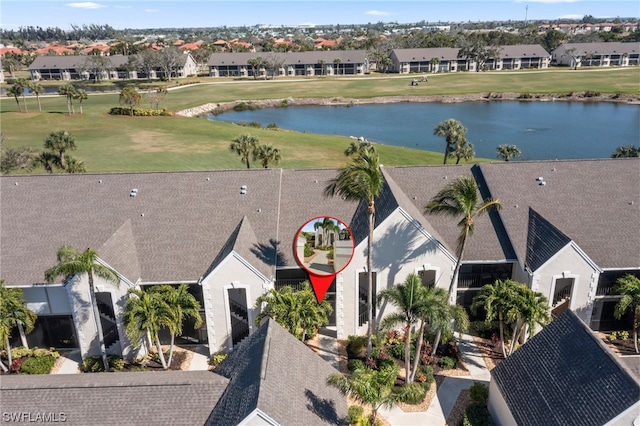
[210,101,640,160]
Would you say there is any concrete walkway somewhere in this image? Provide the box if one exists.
[380,333,490,426]
[188,345,211,371]
[52,349,82,374]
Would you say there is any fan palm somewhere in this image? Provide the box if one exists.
[614,274,640,353]
[344,139,376,158]
[325,151,384,357]
[253,143,282,168]
[496,144,522,161]
[8,85,23,111]
[58,84,77,115]
[44,245,120,371]
[450,138,475,164]
[425,176,501,302]
[377,273,428,382]
[327,361,401,426]
[229,133,259,169]
[75,89,88,114]
[29,81,44,112]
[15,78,29,113]
[434,119,467,165]
[0,281,37,372]
[148,284,202,366]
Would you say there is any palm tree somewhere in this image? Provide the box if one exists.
[15,78,29,113]
[333,58,342,75]
[434,119,467,165]
[508,283,550,355]
[377,273,428,383]
[344,139,376,158]
[611,145,639,158]
[614,274,640,353]
[327,361,400,426]
[0,281,37,372]
[75,89,88,114]
[58,84,77,115]
[29,82,45,112]
[471,279,520,358]
[247,57,264,79]
[313,217,340,246]
[254,282,332,341]
[35,151,60,174]
[8,85,22,112]
[124,288,172,369]
[430,57,441,73]
[43,130,77,169]
[44,246,120,372]
[425,176,501,302]
[496,144,522,161]
[229,133,259,169]
[63,156,86,174]
[450,139,475,164]
[253,144,282,168]
[325,151,384,357]
[317,59,326,76]
[148,284,202,366]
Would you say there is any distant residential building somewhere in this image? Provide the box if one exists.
[551,42,640,68]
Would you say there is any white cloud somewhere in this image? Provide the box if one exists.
[558,14,584,19]
[366,10,392,17]
[66,2,106,9]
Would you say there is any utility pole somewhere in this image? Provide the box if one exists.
[524,4,528,27]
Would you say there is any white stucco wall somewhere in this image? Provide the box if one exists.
[531,243,598,323]
[200,252,271,355]
[488,379,518,426]
[338,208,455,337]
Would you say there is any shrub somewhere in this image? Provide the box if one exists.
[438,356,456,370]
[20,355,56,374]
[266,123,279,129]
[10,357,23,372]
[470,382,489,405]
[619,331,630,340]
[610,331,619,340]
[82,355,124,372]
[233,102,259,112]
[398,382,427,405]
[518,93,532,99]
[278,99,289,108]
[584,91,601,97]
[108,107,171,116]
[347,358,365,372]
[210,353,227,368]
[108,355,125,371]
[347,405,364,425]
[387,342,405,360]
[304,243,314,257]
[347,335,367,358]
[463,403,495,426]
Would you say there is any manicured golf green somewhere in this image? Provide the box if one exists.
[1,67,638,173]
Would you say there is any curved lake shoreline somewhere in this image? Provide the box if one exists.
[176,91,640,117]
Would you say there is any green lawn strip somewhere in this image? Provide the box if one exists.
[1,68,637,173]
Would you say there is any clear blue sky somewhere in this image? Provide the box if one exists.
[1,1,638,31]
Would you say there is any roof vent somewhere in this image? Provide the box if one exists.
[536,177,544,181]
[14,182,18,186]
[141,213,144,217]
[130,188,138,197]
[240,185,247,195]
[539,181,546,186]
[206,177,210,181]
[98,179,103,183]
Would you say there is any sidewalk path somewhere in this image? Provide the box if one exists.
[52,349,81,374]
[188,345,211,371]
[381,333,490,426]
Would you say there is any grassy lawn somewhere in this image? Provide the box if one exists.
[1,67,638,173]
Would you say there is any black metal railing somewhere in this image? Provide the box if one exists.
[553,286,572,306]
[231,316,250,346]
[102,323,119,348]
[229,299,248,321]
[275,279,307,291]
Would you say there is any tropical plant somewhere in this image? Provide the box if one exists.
[29,81,45,112]
[119,85,142,116]
[450,138,475,164]
[324,150,384,357]
[58,84,77,115]
[62,156,86,174]
[15,78,30,113]
[377,273,428,383]
[344,139,376,158]
[434,119,467,164]
[507,283,550,355]
[253,143,282,168]
[611,145,639,158]
[75,89,88,114]
[613,274,640,353]
[0,281,37,372]
[147,284,202,366]
[425,176,501,302]
[123,288,173,369]
[44,246,120,372]
[254,281,332,341]
[247,57,264,79]
[8,84,23,111]
[496,144,522,161]
[0,146,37,174]
[43,130,77,169]
[327,361,401,426]
[229,133,259,169]
[35,151,60,174]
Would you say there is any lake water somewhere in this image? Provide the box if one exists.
[210,101,640,160]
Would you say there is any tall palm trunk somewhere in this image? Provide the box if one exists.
[634,313,639,353]
[409,321,426,382]
[21,93,28,113]
[448,228,469,304]
[498,313,507,358]
[432,328,442,358]
[18,323,29,348]
[155,338,168,369]
[366,202,375,358]
[5,336,13,366]
[167,333,175,366]
[88,274,110,372]
[36,95,42,112]
[404,324,411,383]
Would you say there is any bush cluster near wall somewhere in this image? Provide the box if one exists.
[8,347,60,375]
[108,107,172,116]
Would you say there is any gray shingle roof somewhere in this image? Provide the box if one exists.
[498,44,550,58]
[525,208,571,272]
[28,54,129,70]
[0,370,229,426]
[478,159,640,269]
[207,50,367,67]
[208,318,348,425]
[552,42,640,56]
[391,47,461,62]
[491,310,640,426]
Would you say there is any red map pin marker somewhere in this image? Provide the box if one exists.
[294,216,355,303]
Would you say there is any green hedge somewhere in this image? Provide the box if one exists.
[20,355,56,374]
[463,403,495,426]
